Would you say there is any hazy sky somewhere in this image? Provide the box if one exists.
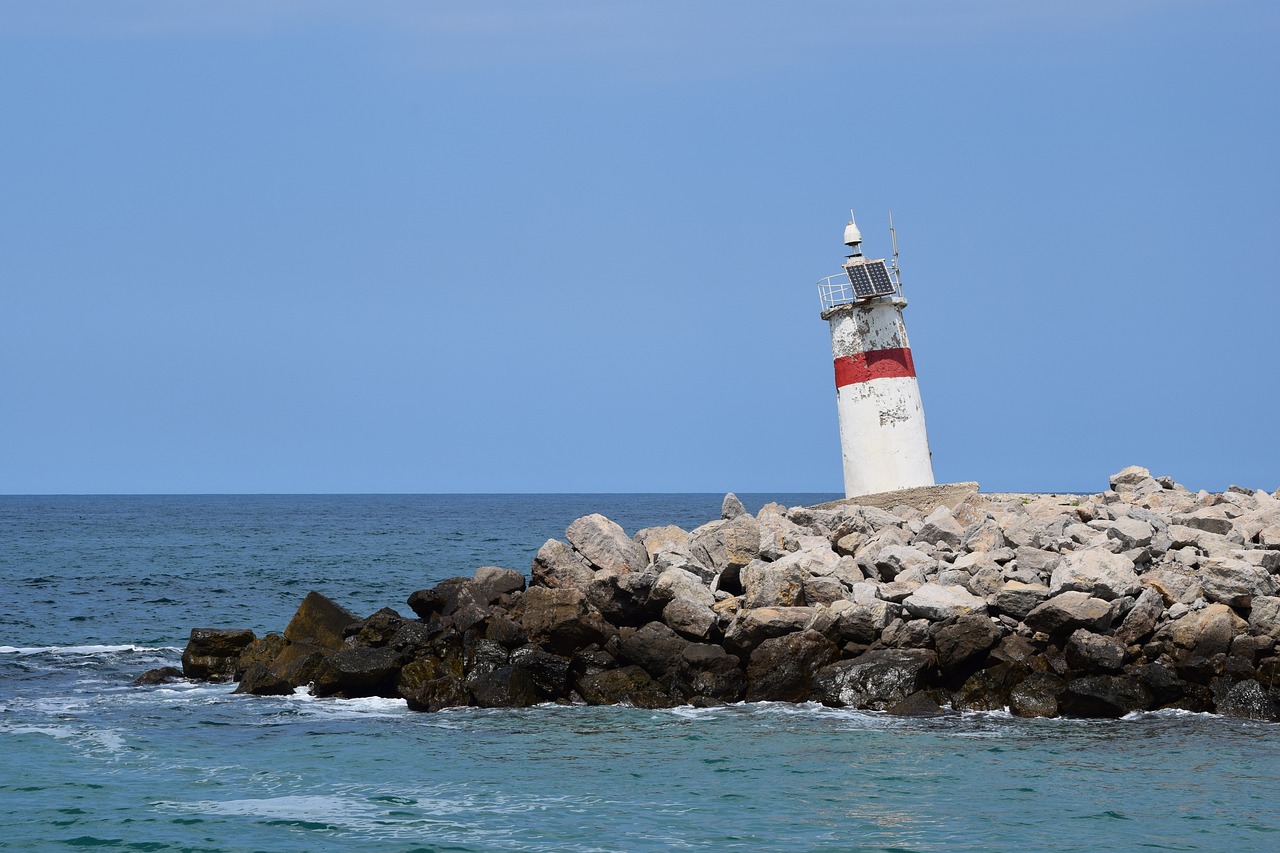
[2,1,1277,494]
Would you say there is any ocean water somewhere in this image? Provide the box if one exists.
[2,495,1278,852]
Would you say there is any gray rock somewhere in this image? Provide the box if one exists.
[633,525,694,568]
[1115,588,1165,645]
[472,566,526,602]
[1140,566,1204,607]
[961,519,1006,553]
[1173,508,1235,537]
[721,493,747,519]
[994,581,1050,621]
[531,539,595,591]
[1065,629,1126,672]
[875,545,936,581]
[802,575,847,606]
[1105,518,1155,550]
[901,583,987,621]
[650,567,714,609]
[566,514,648,574]
[1024,591,1114,635]
[1014,546,1060,579]
[723,606,820,654]
[741,559,806,608]
[1199,559,1276,608]
[913,506,964,547]
[811,649,938,710]
[835,600,901,643]
[690,514,761,574]
[1048,548,1140,601]
[662,597,718,641]
[1248,596,1280,640]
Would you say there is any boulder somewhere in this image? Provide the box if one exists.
[397,641,469,712]
[875,545,936,581]
[745,630,839,702]
[1248,596,1280,641]
[181,628,257,681]
[531,538,596,591]
[1216,679,1278,721]
[407,578,478,621]
[235,633,290,677]
[618,621,690,683]
[662,597,717,641]
[269,641,330,688]
[901,583,987,622]
[473,566,526,602]
[741,559,806,608]
[516,586,610,655]
[576,665,674,708]
[994,581,1050,621]
[584,570,649,627]
[1009,673,1066,718]
[812,649,938,710]
[468,665,538,708]
[1059,675,1153,718]
[690,514,761,574]
[1115,588,1164,645]
[312,647,402,699]
[232,662,294,696]
[933,615,1002,671]
[675,644,744,702]
[1140,566,1203,607]
[835,600,900,644]
[1048,549,1140,601]
[721,493,747,520]
[1024,591,1114,635]
[284,592,358,650]
[723,606,820,654]
[913,507,964,547]
[1064,629,1126,672]
[509,646,572,700]
[131,666,185,686]
[952,662,1027,712]
[886,691,946,717]
[1199,559,1276,608]
[566,514,647,574]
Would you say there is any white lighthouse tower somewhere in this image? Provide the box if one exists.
[817,212,935,498]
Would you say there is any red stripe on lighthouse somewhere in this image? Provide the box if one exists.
[834,347,916,388]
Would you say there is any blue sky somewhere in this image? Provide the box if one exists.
[2,1,1277,495]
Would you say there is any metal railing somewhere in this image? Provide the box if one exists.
[816,267,903,312]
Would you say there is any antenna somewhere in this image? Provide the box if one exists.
[888,209,903,295]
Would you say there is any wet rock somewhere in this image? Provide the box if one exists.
[131,666,185,686]
[284,592,358,650]
[745,630,839,702]
[1064,629,1126,672]
[269,641,330,688]
[232,662,294,696]
[236,633,290,677]
[953,662,1025,711]
[675,644,744,702]
[1217,679,1278,721]
[509,646,572,700]
[618,621,690,683]
[886,691,946,716]
[1010,673,1065,717]
[811,649,938,710]
[576,665,674,708]
[468,665,538,708]
[181,628,257,682]
[398,638,469,712]
[1059,675,1152,717]
[312,647,402,699]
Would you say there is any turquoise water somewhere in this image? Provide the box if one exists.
[2,496,1278,851]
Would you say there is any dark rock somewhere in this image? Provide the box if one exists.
[484,614,529,648]
[468,665,538,708]
[510,646,572,700]
[312,647,402,699]
[516,586,610,655]
[933,616,1003,672]
[1059,674,1153,718]
[675,644,744,702]
[473,566,526,602]
[836,601,900,644]
[585,571,650,627]
[953,662,1026,711]
[131,666,185,686]
[398,636,469,712]
[570,649,617,681]
[886,691,946,716]
[1129,661,1187,707]
[284,592,358,650]
[348,609,409,648]
[1009,673,1065,718]
[181,628,257,681]
[235,633,289,678]
[576,665,675,708]
[812,649,938,710]
[1115,588,1164,646]
[745,630,839,702]
[232,662,294,696]
[270,641,330,688]
[407,578,478,621]
[1216,679,1278,721]
[1065,630,1127,673]
[619,622,691,683]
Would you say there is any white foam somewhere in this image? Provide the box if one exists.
[0,644,180,656]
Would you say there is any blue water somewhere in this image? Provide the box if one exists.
[2,495,1278,852]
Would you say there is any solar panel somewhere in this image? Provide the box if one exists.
[844,264,875,298]
[865,260,896,296]
[844,261,895,299]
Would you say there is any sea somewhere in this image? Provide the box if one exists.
[2,494,1278,852]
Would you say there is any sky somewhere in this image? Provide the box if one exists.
[1,0,1277,495]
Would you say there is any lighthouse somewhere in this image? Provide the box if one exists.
[817,212,935,498]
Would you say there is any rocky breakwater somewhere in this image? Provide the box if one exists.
[172,467,1280,720]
